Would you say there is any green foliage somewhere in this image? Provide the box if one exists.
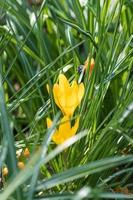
[0,0,133,199]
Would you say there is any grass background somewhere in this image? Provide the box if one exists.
[0,0,133,199]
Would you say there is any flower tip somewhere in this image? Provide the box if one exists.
[72,117,80,135]
[58,73,69,86]
[59,73,66,79]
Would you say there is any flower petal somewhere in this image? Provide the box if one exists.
[46,117,62,144]
[59,116,71,134]
[59,74,71,103]
[52,130,61,145]
[63,81,79,116]
[46,117,53,128]
[70,81,79,105]
[58,74,70,94]
[71,117,80,136]
[53,84,64,110]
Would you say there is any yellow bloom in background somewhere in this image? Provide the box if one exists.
[2,167,8,176]
[23,148,30,158]
[46,116,79,145]
[53,74,84,117]
[18,161,25,169]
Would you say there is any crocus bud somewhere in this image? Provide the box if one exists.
[18,162,25,169]
[23,148,30,158]
[2,167,8,176]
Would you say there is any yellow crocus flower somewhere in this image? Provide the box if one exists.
[53,74,84,117]
[46,116,79,145]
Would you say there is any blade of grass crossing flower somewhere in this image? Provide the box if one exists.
[27,113,60,200]
[0,130,87,200]
[36,155,133,191]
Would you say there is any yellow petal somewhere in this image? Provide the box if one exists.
[52,130,61,144]
[63,81,79,116]
[78,83,85,104]
[63,108,74,117]
[46,117,61,144]
[71,80,78,90]
[59,74,71,103]
[70,81,79,105]
[58,74,70,94]
[46,117,68,145]
[53,84,63,110]
[57,88,66,108]
[50,116,80,145]
[59,116,71,134]
[71,117,80,136]
[53,83,67,115]
[46,117,53,128]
